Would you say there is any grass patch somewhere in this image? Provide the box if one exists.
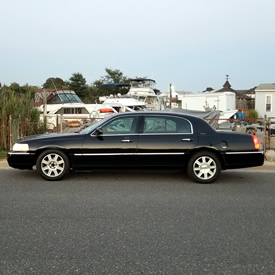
[0,150,7,158]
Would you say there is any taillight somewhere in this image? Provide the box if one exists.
[252,135,260,150]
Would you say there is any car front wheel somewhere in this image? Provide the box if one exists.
[36,149,70,180]
[187,151,221,183]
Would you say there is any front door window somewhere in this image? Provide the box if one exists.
[101,117,137,134]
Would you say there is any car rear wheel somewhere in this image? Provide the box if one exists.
[36,149,70,180]
[187,151,221,183]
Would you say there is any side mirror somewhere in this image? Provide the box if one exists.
[95,128,103,136]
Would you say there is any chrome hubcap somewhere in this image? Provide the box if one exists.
[41,153,65,177]
[193,156,216,180]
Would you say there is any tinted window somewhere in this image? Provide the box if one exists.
[143,116,191,133]
[101,117,137,134]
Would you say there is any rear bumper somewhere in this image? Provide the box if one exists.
[8,152,36,169]
[223,151,265,169]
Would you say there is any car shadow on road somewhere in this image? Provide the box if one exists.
[3,167,272,186]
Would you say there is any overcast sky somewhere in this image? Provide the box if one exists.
[1,0,275,92]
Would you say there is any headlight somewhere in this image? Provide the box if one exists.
[12,143,29,152]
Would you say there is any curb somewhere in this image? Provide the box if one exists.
[0,159,9,168]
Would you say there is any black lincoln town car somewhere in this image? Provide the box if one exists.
[8,111,264,183]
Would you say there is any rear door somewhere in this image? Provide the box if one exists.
[136,114,198,167]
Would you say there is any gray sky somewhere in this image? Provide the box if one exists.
[1,0,275,92]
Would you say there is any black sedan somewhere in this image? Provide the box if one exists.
[8,111,264,183]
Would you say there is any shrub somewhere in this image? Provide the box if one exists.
[248,110,259,123]
[0,87,47,150]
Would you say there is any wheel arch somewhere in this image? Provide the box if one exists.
[34,147,72,168]
[185,147,225,170]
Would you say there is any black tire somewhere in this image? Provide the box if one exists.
[187,151,221,184]
[36,149,70,181]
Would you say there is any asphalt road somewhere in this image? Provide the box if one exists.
[0,168,274,275]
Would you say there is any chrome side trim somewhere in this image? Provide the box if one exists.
[74,153,136,156]
[93,133,193,137]
[74,152,185,156]
[8,152,31,155]
[139,133,192,136]
[137,153,185,155]
[93,133,138,137]
[224,151,264,155]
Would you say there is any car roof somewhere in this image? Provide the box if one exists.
[111,111,202,120]
[108,111,215,134]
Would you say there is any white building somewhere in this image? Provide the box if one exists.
[255,84,275,118]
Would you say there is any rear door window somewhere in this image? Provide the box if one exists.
[143,116,192,133]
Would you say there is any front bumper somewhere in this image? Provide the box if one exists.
[8,152,36,169]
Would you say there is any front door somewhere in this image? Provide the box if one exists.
[77,116,139,168]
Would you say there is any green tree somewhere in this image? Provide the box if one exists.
[67,73,88,99]
[101,68,129,84]
[91,68,130,98]
[83,86,100,104]
[9,82,21,93]
[42,77,67,89]
[9,83,38,94]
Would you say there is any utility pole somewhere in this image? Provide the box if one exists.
[169,83,172,108]
[43,89,47,124]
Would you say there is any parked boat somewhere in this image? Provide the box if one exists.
[34,89,116,130]
[164,108,221,129]
[100,95,147,112]
[127,78,167,111]
[173,91,238,121]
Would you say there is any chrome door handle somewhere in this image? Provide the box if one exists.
[181,138,192,142]
[121,139,133,143]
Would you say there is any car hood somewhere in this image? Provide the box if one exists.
[17,132,83,143]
